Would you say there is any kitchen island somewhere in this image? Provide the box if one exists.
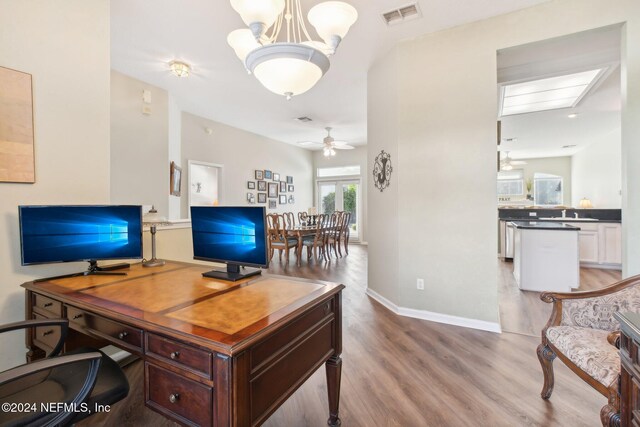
[511,221,580,292]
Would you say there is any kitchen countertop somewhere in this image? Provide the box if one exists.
[500,217,620,223]
[509,221,581,231]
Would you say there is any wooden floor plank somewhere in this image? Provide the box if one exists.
[82,246,610,426]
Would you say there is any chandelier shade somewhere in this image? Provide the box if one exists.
[246,43,329,98]
[230,0,285,37]
[227,29,261,61]
[308,1,358,48]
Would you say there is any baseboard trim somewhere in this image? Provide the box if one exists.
[365,288,502,334]
[580,262,622,271]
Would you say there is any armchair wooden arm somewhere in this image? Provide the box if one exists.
[607,331,621,349]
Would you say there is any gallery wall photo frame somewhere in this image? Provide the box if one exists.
[264,170,272,179]
[286,176,293,184]
[279,181,286,192]
[288,184,294,192]
[268,182,278,198]
[257,180,267,191]
[247,181,256,189]
[269,200,277,209]
[0,66,35,183]
[170,161,182,196]
[255,170,263,180]
[258,193,267,203]
[273,172,280,181]
[279,195,287,204]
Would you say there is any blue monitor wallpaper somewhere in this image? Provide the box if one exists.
[20,205,142,265]
[191,206,267,267]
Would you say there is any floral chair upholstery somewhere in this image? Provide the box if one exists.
[538,275,640,427]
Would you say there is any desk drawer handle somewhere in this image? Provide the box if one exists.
[118,331,129,340]
[72,314,83,320]
[170,351,180,360]
[43,302,53,308]
[42,330,54,337]
[168,393,180,404]
[324,302,331,314]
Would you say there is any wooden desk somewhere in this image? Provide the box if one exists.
[22,262,344,427]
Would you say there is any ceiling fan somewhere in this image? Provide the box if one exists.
[298,127,355,156]
[500,151,527,171]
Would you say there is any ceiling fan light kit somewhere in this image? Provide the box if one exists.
[228,0,357,99]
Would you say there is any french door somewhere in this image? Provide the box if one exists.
[317,180,360,242]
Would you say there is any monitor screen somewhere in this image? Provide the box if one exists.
[19,205,143,265]
[190,206,268,268]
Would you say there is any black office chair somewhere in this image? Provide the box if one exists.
[0,319,129,427]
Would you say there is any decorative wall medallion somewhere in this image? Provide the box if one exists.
[373,150,392,192]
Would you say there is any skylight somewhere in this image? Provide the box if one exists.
[499,69,603,116]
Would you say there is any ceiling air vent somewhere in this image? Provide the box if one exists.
[382,3,421,26]
[295,116,313,123]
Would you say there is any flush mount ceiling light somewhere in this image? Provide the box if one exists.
[169,60,191,77]
[227,0,357,100]
[499,69,605,117]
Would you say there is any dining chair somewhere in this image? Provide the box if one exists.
[325,211,344,259]
[266,213,299,265]
[0,319,129,427]
[283,211,296,228]
[340,212,352,256]
[302,214,326,262]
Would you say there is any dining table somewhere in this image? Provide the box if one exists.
[282,224,336,267]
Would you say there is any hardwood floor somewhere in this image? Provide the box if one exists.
[84,246,611,426]
[498,259,622,337]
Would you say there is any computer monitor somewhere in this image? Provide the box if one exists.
[190,206,268,281]
[19,205,143,280]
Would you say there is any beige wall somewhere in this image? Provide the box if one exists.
[110,71,170,216]
[572,131,622,208]
[180,112,314,217]
[0,0,110,370]
[313,146,368,242]
[368,0,640,327]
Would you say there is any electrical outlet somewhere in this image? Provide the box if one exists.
[416,278,424,290]
[529,212,537,217]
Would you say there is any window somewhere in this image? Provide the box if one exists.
[317,165,360,178]
[497,170,524,196]
[534,173,563,206]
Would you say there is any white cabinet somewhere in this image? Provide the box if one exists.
[578,223,599,264]
[578,222,621,269]
[600,223,622,265]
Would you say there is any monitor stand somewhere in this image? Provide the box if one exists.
[202,263,262,282]
[33,260,129,283]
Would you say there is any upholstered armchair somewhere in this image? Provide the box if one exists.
[538,275,640,426]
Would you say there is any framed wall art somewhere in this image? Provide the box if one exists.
[0,66,35,183]
[255,170,264,180]
[257,180,266,191]
[247,181,255,189]
[258,193,266,203]
[268,182,278,198]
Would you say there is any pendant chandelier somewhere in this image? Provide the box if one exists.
[227,0,357,100]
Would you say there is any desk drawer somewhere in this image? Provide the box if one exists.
[146,333,212,379]
[32,313,62,352]
[146,363,212,427]
[66,306,142,353]
[32,293,62,318]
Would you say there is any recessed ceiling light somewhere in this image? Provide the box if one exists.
[567,113,578,118]
[169,60,191,78]
[499,69,604,117]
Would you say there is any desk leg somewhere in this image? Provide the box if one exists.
[325,355,342,427]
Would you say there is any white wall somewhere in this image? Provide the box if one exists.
[313,146,368,242]
[111,71,169,216]
[572,130,622,208]
[0,0,110,370]
[180,112,314,217]
[368,0,640,328]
